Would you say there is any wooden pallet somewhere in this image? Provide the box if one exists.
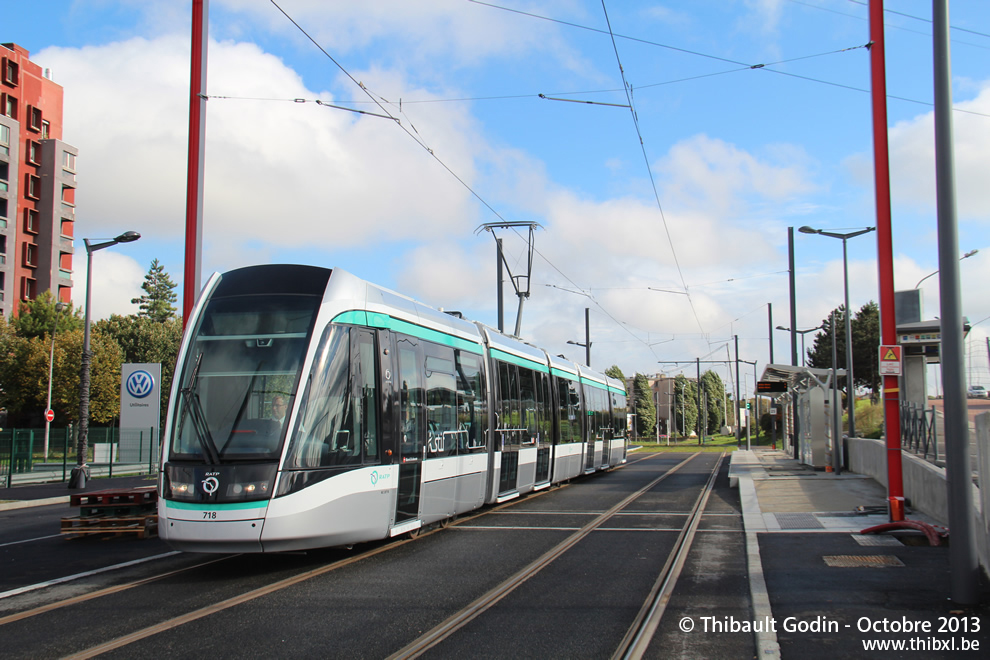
[69,486,157,509]
[60,514,159,539]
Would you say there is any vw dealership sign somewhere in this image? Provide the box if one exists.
[120,363,162,434]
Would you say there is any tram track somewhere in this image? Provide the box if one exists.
[1,450,716,659]
[385,451,719,659]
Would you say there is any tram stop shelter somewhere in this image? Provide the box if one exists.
[759,364,846,470]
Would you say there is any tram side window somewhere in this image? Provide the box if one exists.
[586,386,610,440]
[398,337,426,461]
[556,376,581,445]
[497,360,522,448]
[426,352,457,458]
[455,351,487,452]
[611,391,628,440]
[518,366,538,445]
[284,326,379,469]
[536,371,552,444]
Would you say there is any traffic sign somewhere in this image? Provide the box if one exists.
[879,344,902,376]
[45,409,55,423]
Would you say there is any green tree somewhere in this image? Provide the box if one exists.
[700,370,726,434]
[131,259,178,323]
[9,290,83,339]
[605,365,625,382]
[632,373,656,439]
[807,301,881,398]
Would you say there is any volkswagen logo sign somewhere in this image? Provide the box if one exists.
[126,370,155,399]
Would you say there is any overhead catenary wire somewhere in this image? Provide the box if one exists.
[269,0,676,354]
[598,0,706,340]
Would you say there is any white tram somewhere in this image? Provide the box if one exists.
[158,266,627,552]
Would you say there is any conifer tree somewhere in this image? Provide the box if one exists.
[131,259,178,323]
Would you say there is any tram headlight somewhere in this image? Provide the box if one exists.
[226,480,271,499]
[170,481,195,498]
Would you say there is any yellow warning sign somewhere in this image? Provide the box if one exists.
[879,345,902,375]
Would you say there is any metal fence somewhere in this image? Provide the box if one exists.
[0,426,159,488]
[900,402,939,463]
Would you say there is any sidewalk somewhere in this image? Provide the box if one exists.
[0,472,157,511]
[732,447,990,659]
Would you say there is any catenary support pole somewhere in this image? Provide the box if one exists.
[933,0,978,605]
[868,0,904,522]
[183,0,208,327]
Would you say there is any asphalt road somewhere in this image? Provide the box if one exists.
[0,452,750,659]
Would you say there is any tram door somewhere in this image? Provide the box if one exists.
[395,336,425,522]
[496,360,520,495]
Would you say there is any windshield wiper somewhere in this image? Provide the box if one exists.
[178,352,221,465]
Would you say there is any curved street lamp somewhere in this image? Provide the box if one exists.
[915,249,978,289]
[776,325,824,367]
[70,231,141,489]
[799,225,875,439]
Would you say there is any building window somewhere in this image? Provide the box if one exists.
[60,218,73,237]
[63,151,76,172]
[27,105,41,132]
[26,173,40,200]
[27,140,40,165]
[2,58,17,86]
[0,122,9,156]
[21,276,37,301]
[2,93,16,120]
[41,119,49,139]
[24,207,39,234]
[0,197,7,223]
[0,159,8,191]
[23,243,37,268]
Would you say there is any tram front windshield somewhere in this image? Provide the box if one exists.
[169,293,320,463]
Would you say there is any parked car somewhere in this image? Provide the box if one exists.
[968,385,988,399]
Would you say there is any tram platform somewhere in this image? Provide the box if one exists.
[732,447,990,659]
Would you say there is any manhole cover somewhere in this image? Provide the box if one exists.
[853,535,903,547]
[823,555,904,567]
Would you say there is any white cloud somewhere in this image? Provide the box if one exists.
[71,250,145,321]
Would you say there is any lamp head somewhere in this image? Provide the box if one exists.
[798,226,819,235]
[114,231,141,244]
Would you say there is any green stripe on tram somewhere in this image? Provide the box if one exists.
[165,500,264,511]
[331,311,483,354]
[490,348,550,373]
[551,367,580,382]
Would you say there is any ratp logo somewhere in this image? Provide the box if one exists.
[126,370,155,399]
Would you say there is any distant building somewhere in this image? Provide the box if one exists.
[0,42,76,318]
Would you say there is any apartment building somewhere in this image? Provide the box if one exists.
[0,42,76,318]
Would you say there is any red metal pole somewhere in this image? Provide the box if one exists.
[869,0,905,522]
[184,0,208,327]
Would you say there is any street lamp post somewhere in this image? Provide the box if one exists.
[914,249,978,289]
[43,301,68,458]
[776,325,824,366]
[69,231,141,489]
[799,225,876,439]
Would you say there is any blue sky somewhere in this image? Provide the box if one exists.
[6,0,990,397]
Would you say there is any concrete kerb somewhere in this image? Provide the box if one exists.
[730,450,781,659]
[0,496,70,512]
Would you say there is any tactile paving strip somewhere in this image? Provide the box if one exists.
[823,554,905,567]
[774,513,824,529]
[852,534,903,547]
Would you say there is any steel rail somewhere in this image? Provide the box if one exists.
[613,452,725,659]
[385,452,702,660]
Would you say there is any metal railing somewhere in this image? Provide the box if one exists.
[0,426,159,488]
[900,402,939,463]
